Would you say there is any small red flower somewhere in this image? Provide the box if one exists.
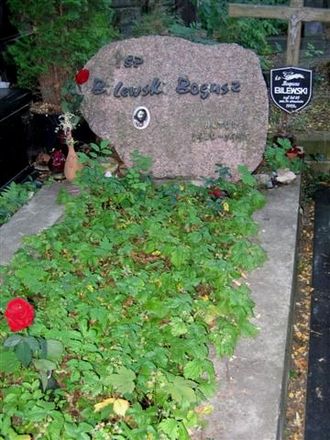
[4,298,35,332]
[75,68,90,85]
[209,187,226,199]
[49,149,66,173]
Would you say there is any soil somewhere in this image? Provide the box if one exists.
[284,194,314,440]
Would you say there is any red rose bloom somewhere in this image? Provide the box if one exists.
[4,298,35,332]
[75,68,90,85]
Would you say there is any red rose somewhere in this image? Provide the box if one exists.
[75,68,89,85]
[4,298,35,332]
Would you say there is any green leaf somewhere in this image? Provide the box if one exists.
[170,248,188,267]
[158,418,179,439]
[46,339,64,361]
[11,435,31,440]
[39,337,47,359]
[170,318,188,337]
[108,367,136,395]
[183,360,204,380]
[39,370,49,392]
[199,380,217,398]
[3,334,23,348]
[90,143,100,152]
[33,359,57,372]
[240,320,258,337]
[145,298,170,319]
[25,336,40,352]
[166,377,196,406]
[15,341,32,367]
[27,403,55,421]
[177,421,190,439]
[238,165,256,187]
[0,349,20,373]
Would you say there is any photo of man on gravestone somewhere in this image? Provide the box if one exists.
[133,106,150,130]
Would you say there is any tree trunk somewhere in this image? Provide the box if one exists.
[38,65,69,112]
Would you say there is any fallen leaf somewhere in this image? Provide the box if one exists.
[94,397,115,412]
[94,397,130,417]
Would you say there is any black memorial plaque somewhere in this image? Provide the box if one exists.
[270,67,312,114]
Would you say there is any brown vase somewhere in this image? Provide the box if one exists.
[286,152,298,159]
[64,142,83,181]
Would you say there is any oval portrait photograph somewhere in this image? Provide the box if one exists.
[133,106,150,130]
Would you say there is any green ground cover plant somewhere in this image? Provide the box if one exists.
[0,181,38,226]
[264,137,304,174]
[0,155,266,439]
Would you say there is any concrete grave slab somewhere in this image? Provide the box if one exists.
[0,183,68,266]
[0,179,301,440]
[192,179,301,440]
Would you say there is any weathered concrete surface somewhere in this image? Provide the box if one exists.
[192,179,301,440]
[0,183,67,265]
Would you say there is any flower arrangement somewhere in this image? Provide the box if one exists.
[56,112,80,147]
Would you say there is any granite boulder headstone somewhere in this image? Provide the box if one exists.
[80,36,269,180]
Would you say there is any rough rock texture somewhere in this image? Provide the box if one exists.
[81,36,269,180]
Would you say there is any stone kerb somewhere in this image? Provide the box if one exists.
[81,36,269,180]
[0,183,66,266]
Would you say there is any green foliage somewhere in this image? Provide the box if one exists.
[133,1,177,37]
[304,42,324,59]
[168,21,216,45]
[302,168,330,200]
[191,0,285,54]
[6,0,117,107]
[133,0,286,55]
[0,181,37,226]
[264,137,303,173]
[78,140,113,164]
[0,155,266,438]
[2,334,64,390]
[61,79,84,115]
